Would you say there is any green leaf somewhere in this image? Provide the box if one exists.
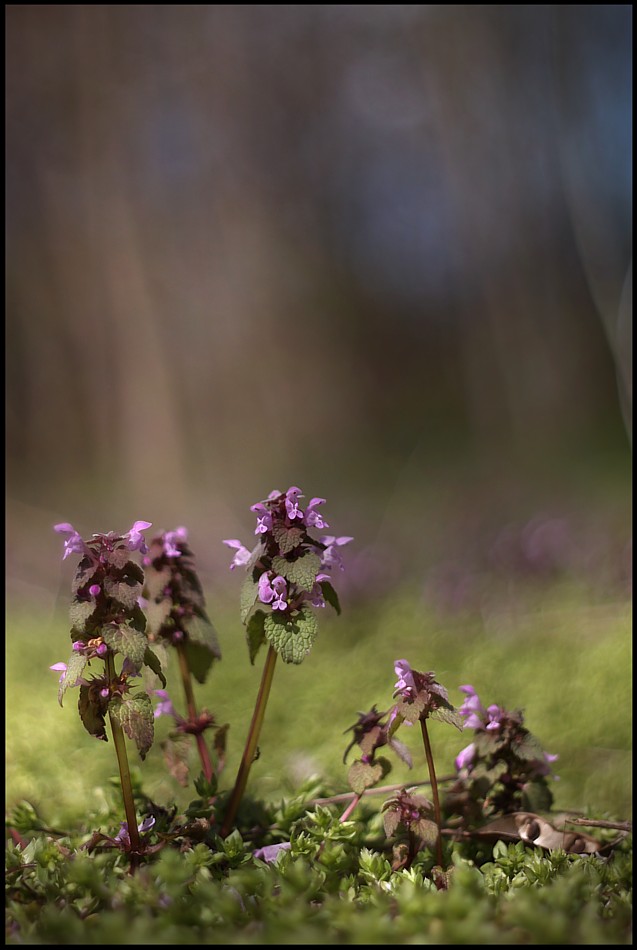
[240,575,260,624]
[358,726,383,757]
[183,612,221,660]
[145,598,172,635]
[394,694,426,724]
[412,818,439,847]
[246,610,267,664]
[109,692,154,760]
[69,598,99,635]
[101,623,148,670]
[143,564,172,602]
[184,641,216,685]
[272,524,304,554]
[515,732,548,762]
[429,705,464,731]
[161,735,190,787]
[271,552,322,592]
[143,646,166,688]
[347,759,384,795]
[319,580,341,615]
[521,780,554,814]
[78,685,108,742]
[383,808,401,837]
[264,606,318,664]
[71,556,100,596]
[103,571,143,610]
[57,652,88,706]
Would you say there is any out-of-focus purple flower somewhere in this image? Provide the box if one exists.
[223,539,252,570]
[153,689,183,723]
[72,641,84,652]
[125,521,152,554]
[285,486,304,520]
[253,841,291,863]
[114,815,156,846]
[393,659,417,700]
[458,685,487,729]
[455,742,476,771]
[96,642,108,656]
[251,503,273,535]
[49,662,67,684]
[163,526,188,558]
[320,535,354,572]
[54,523,88,560]
[100,687,110,699]
[528,751,560,779]
[485,704,504,732]
[89,584,101,597]
[307,572,330,608]
[304,497,329,530]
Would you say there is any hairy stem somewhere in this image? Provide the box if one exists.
[221,645,278,837]
[176,640,213,784]
[420,718,444,868]
[105,652,140,856]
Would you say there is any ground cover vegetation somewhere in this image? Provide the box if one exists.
[6,487,632,944]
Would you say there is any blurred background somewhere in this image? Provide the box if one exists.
[5,6,632,820]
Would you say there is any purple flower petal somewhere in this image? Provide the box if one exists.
[253,842,291,863]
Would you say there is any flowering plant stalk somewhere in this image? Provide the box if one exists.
[143,528,224,792]
[444,684,559,825]
[340,706,413,822]
[385,659,463,870]
[220,486,351,836]
[51,521,164,862]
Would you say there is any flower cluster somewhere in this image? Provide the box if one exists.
[143,527,221,678]
[388,659,464,733]
[445,684,559,820]
[224,487,352,664]
[51,520,163,758]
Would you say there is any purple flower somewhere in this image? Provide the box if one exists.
[393,659,417,700]
[125,520,152,554]
[258,572,288,609]
[96,642,108,656]
[320,535,354,572]
[485,704,504,732]
[250,503,273,535]
[114,815,156,846]
[258,572,275,604]
[304,497,329,530]
[54,523,88,560]
[253,841,291,863]
[153,689,183,723]
[72,641,84,652]
[455,742,476,771]
[49,661,67,684]
[163,526,188,558]
[89,584,101,597]
[223,539,252,570]
[285,486,304,521]
[270,575,288,611]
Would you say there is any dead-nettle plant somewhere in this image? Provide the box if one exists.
[143,527,225,797]
[51,521,165,860]
[341,707,413,823]
[443,684,559,826]
[383,660,464,871]
[220,486,352,837]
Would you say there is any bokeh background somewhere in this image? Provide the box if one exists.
[6,5,632,822]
